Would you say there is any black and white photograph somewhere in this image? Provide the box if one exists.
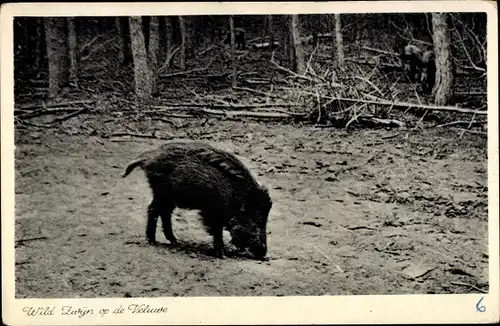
[1,1,499,325]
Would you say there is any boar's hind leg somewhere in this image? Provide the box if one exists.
[159,204,177,244]
[147,198,161,245]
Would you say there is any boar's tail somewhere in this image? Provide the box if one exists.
[122,158,146,178]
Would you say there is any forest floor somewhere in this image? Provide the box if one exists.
[14,111,489,298]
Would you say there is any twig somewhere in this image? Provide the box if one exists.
[197,45,217,57]
[104,132,172,140]
[345,225,377,231]
[312,244,344,273]
[17,100,95,111]
[16,119,53,128]
[49,107,88,124]
[17,107,86,120]
[152,117,184,127]
[144,111,195,118]
[160,45,181,72]
[232,86,280,98]
[269,58,317,83]
[453,128,486,135]
[152,103,300,110]
[459,113,477,139]
[79,35,100,55]
[355,76,384,97]
[381,132,400,140]
[80,37,118,61]
[434,121,484,128]
[160,58,215,78]
[15,236,49,244]
[186,107,302,119]
[450,281,488,294]
[360,45,396,56]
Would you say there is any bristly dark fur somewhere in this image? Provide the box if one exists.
[122,140,272,259]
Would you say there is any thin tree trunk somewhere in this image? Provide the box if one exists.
[229,16,237,88]
[184,17,195,58]
[267,15,275,48]
[142,16,150,52]
[334,14,345,70]
[34,18,44,70]
[117,17,133,66]
[290,15,305,74]
[67,17,78,83]
[164,16,174,68]
[44,17,70,99]
[129,16,152,99]
[432,13,454,105]
[148,16,160,95]
[179,16,186,70]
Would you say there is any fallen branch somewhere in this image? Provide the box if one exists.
[49,107,88,124]
[232,86,281,98]
[160,58,215,78]
[452,128,486,135]
[16,107,87,120]
[16,99,95,111]
[269,58,317,84]
[360,46,396,56]
[295,92,487,115]
[244,78,272,85]
[15,119,53,128]
[151,102,300,110]
[104,132,173,140]
[368,117,405,127]
[79,35,100,55]
[152,117,185,128]
[455,91,487,96]
[434,121,484,128]
[159,45,181,72]
[188,107,302,119]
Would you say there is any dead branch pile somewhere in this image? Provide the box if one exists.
[14,36,486,136]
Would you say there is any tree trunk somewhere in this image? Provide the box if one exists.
[129,16,152,99]
[142,16,150,52]
[179,16,186,70]
[267,15,275,48]
[290,15,305,74]
[44,17,70,99]
[67,17,78,83]
[184,17,195,58]
[117,17,133,66]
[334,14,345,70]
[34,18,44,71]
[432,13,454,105]
[164,16,174,68]
[229,16,237,88]
[148,16,160,95]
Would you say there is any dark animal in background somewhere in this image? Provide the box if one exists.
[419,50,436,94]
[122,140,272,260]
[399,44,423,82]
[223,27,246,49]
[397,41,437,94]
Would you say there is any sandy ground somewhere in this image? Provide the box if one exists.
[14,119,488,298]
